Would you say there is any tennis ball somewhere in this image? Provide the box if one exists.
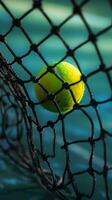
[35,61,85,113]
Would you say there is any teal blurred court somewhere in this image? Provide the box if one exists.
[0,0,112,199]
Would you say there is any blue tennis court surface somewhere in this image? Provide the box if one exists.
[0,0,112,199]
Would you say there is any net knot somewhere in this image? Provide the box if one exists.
[89,33,97,43]
[31,43,39,52]
[30,76,36,82]
[28,100,34,108]
[0,34,5,42]
[58,114,64,120]
[33,0,42,9]
[88,167,94,176]
[100,64,107,72]
[73,103,80,110]
[47,93,54,101]
[38,126,43,132]
[91,99,98,108]
[14,57,22,64]
[66,49,74,57]
[63,82,70,90]
[47,66,55,73]
[73,5,81,15]
[81,74,87,83]
[47,121,54,128]
[88,137,95,146]
[13,18,21,27]
[51,26,60,35]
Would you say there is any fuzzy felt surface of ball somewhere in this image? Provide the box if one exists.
[35,61,85,113]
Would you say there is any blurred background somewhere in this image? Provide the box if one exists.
[0,0,112,199]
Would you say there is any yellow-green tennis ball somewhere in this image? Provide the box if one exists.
[35,61,85,113]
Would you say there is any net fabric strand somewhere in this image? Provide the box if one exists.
[0,0,112,199]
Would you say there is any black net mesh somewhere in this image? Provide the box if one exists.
[0,0,112,199]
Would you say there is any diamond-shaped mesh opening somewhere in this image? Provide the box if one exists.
[12,63,32,81]
[0,1,112,200]
[22,51,45,77]
[97,29,112,66]
[60,15,88,49]
[0,42,14,62]
[0,5,12,35]
[64,110,92,141]
[82,0,112,34]
[40,35,67,62]
[87,71,111,101]
[22,9,51,44]
[75,42,101,75]
[6,27,30,56]
[98,102,112,133]
[42,0,73,25]
[2,0,32,18]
